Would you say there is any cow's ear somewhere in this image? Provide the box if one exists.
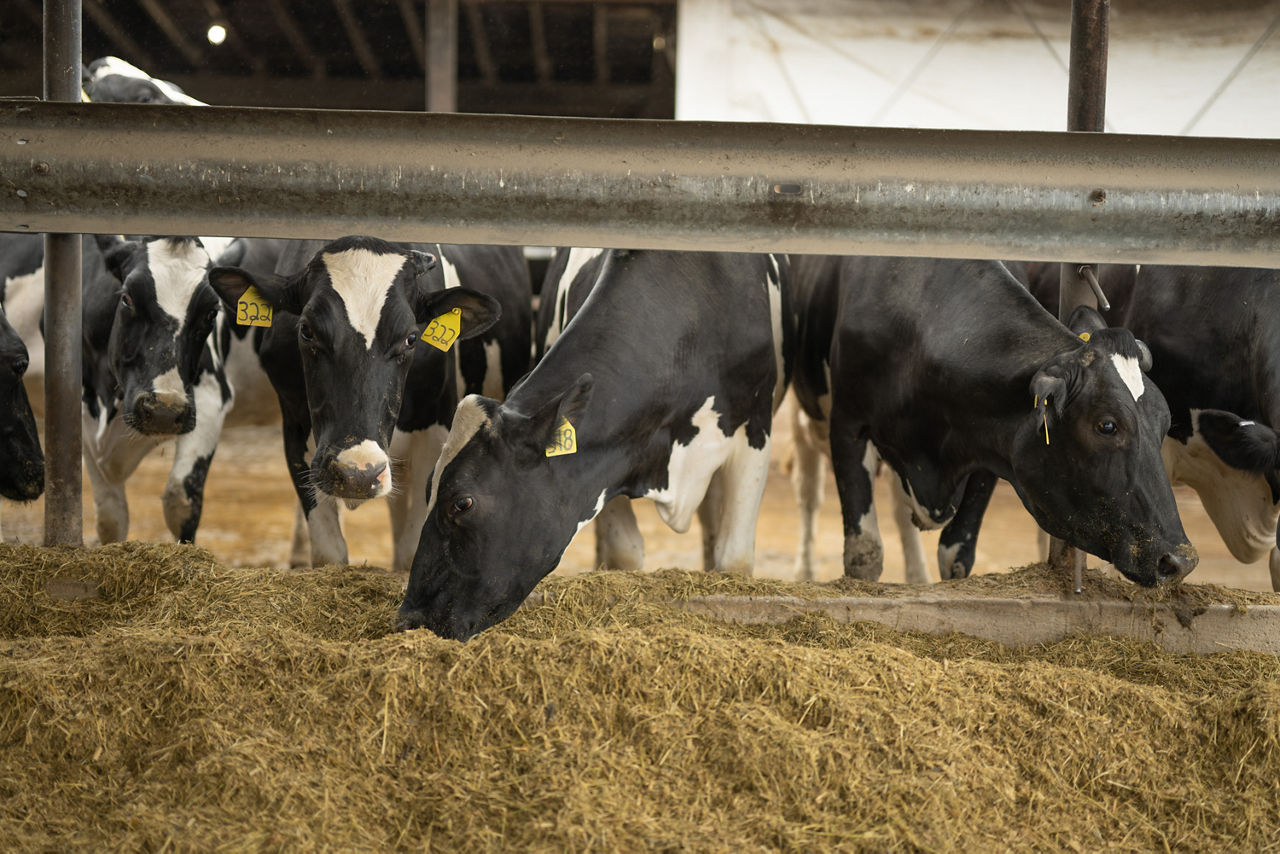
[1196,409,1280,472]
[518,372,593,460]
[101,239,138,283]
[415,288,501,341]
[1067,304,1107,337]
[1136,339,1153,372]
[410,250,438,280]
[207,267,302,314]
[1030,366,1070,420]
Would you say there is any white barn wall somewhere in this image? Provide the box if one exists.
[675,0,1280,137]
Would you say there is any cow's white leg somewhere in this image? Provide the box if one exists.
[289,504,310,568]
[789,404,826,582]
[162,372,228,542]
[890,473,930,585]
[594,496,644,571]
[81,408,160,544]
[696,471,724,572]
[308,495,348,567]
[709,435,772,576]
[1036,527,1051,563]
[390,425,448,574]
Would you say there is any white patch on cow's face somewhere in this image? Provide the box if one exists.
[424,395,492,520]
[321,248,408,351]
[336,439,392,498]
[1161,412,1279,563]
[199,236,235,265]
[147,239,212,325]
[1111,353,1145,402]
[765,254,786,412]
[149,366,187,407]
[92,56,207,105]
[3,266,45,380]
[544,248,604,352]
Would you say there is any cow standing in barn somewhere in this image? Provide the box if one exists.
[0,289,44,536]
[398,250,793,640]
[788,255,1196,588]
[208,236,530,573]
[1019,262,1280,591]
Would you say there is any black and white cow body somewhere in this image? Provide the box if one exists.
[81,57,203,105]
[1022,262,1280,590]
[790,255,1196,587]
[0,292,44,523]
[209,236,529,572]
[399,250,794,640]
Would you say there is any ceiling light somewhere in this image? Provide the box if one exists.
[207,24,227,46]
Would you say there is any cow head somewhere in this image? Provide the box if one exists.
[0,309,43,501]
[1010,307,1196,586]
[101,237,222,436]
[398,375,597,640]
[208,236,500,502]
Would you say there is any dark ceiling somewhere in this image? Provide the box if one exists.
[1,0,677,117]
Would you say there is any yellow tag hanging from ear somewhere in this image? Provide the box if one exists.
[1043,406,1050,445]
[421,307,462,352]
[1078,331,1091,342]
[545,417,577,457]
[236,285,273,328]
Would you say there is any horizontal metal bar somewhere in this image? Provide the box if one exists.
[3,101,1280,267]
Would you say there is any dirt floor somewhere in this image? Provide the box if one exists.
[2,422,1272,592]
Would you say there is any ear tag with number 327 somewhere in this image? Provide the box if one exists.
[421,307,462,352]
[237,285,273,328]
[545,417,577,458]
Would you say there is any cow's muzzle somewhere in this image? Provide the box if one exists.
[126,391,195,435]
[314,440,392,500]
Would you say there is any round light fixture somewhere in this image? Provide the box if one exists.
[207,24,227,46]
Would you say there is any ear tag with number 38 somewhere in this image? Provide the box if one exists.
[545,417,577,458]
[421,307,462,352]
[237,285,273,328]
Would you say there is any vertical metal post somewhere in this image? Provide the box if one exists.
[426,0,458,112]
[1056,0,1109,590]
[42,0,84,546]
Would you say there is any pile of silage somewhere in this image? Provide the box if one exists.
[2,542,1279,851]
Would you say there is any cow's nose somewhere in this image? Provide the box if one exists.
[131,393,193,435]
[326,458,389,499]
[1158,548,1197,583]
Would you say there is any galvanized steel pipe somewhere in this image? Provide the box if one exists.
[2,101,1280,267]
[41,1,82,547]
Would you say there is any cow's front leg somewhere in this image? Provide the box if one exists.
[829,421,883,581]
[81,408,159,544]
[887,468,930,584]
[595,496,644,572]
[706,433,772,576]
[280,413,348,568]
[937,470,997,580]
[1271,544,1280,593]
[696,472,724,572]
[388,425,448,574]
[162,372,229,543]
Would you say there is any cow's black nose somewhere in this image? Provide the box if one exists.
[9,357,28,378]
[130,394,194,435]
[1157,550,1196,582]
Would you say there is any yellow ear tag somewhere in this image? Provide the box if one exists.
[1043,406,1050,446]
[236,285,273,327]
[545,417,577,458]
[421,307,462,352]
[1078,331,1091,342]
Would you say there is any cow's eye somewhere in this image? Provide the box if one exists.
[404,333,417,349]
[120,292,135,311]
[451,495,474,516]
[298,321,315,343]
[1095,418,1118,436]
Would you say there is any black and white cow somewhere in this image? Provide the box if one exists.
[0,293,44,534]
[208,236,530,572]
[81,56,204,105]
[1021,262,1280,591]
[788,255,1196,588]
[0,233,234,543]
[398,250,793,640]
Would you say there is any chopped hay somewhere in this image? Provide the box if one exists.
[2,543,1279,851]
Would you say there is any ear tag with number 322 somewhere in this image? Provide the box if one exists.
[545,417,577,458]
[237,285,273,328]
[421,307,462,352]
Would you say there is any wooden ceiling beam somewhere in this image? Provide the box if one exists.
[396,0,427,73]
[136,0,205,67]
[463,3,500,87]
[332,0,383,80]
[529,3,554,85]
[266,0,326,79]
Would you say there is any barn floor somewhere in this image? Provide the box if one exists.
[2,544,1278,851]
[1,424,1273,592]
